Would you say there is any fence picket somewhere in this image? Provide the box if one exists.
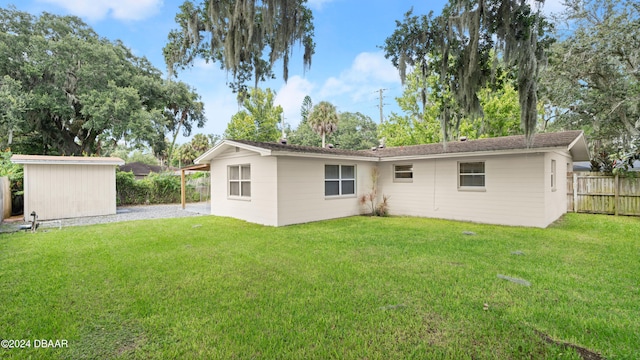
[567,172,640,216]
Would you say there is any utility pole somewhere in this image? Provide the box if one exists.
[376,88,387,124]
[280,114,287,140]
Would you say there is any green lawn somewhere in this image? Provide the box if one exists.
[0,213,638,359]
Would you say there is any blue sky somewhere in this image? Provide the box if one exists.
[1,0,564,143]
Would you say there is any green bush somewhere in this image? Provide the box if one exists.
[116,171,151,206]
[0,150,24,196]
[116,170,202,206]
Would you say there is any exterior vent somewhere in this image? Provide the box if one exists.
[459,136,467,142]
[279,138,287,145]
[326,144,334,149]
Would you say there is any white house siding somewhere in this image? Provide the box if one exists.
[543,151,572,226]
[276,156,376,226]
[209,148,278,226]
[378,153,551,227]
[24,164,116,220]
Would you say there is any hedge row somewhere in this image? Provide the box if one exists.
[116,171,203,206]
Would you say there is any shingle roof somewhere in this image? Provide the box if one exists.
[370,130,585,158]
[231,131,586,159]
[231,139,380,157]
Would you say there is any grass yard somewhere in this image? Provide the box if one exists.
[0,213,638,359]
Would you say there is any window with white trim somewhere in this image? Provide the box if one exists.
[325,165,355,196]
[551,159,556,190]
[459,161,485,188]
[394,164,413,182]
[228,164,251,198]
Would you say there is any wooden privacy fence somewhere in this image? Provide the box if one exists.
[567,172,640,216]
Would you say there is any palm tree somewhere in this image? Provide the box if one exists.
[308,101,339,148]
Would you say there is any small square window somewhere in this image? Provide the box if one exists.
[228,164,251,198]
[459,162,485,189]
[394,164,413,182]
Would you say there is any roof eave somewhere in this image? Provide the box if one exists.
[270,151,378,161]
[195,140,272,164]
[567,132,591,161]
[10,156,124,166]
[377,147,571,162]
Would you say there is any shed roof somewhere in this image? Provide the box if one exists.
[196,131,590,163]
[11,154,125,166]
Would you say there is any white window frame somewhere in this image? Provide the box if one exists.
[324,165,356,197]
[551,159,557,191]
[228,164,251,199]
[458,161,486,191]
[393,164,413,183]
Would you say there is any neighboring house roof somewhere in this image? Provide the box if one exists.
[119,162,164,177]
[11,154,124,166]
[196,131,590,163]
[573,160,640,172]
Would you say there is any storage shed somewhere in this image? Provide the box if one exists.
[11,155,125,221]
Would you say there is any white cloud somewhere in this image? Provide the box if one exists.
[306,0,337,10]
[526,0,566,15]
[351,52,401,84]
[319,51,400,102]
[38,0,163,21]
[542,0,567,15]
[274,75,315,128]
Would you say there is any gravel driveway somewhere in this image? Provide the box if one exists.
[1,203,210,232]
[59,203,210,227]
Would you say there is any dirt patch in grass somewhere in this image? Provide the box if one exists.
[116,334,147,357]
[536,330,604,360]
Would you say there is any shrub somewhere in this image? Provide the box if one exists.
[116,170,203,206]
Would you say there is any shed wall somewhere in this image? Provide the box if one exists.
[24,164,117,220]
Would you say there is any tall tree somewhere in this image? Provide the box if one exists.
[300,95,313,123]
[378,67,443,146]
[224,88,283,141]
[0,7,196,155]
[379,63,523,146]
[0,75,30,147]
[164,0,315,98]
[291,111,377,150]
[307,101,339,148]
[164,81,206,167]
[383,0,552,145]
[540,0,640,153]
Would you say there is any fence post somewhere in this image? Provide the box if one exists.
[573,172,578,213]
[614,174,619,216]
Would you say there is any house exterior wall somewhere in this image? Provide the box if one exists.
[23,164,117,220]
[543,151,572,226]
[209,148,278,226]
[378,153,553,227]
[276,157,376,226]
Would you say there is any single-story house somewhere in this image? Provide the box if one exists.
[11,155,125,221]
[195,130,590,228]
